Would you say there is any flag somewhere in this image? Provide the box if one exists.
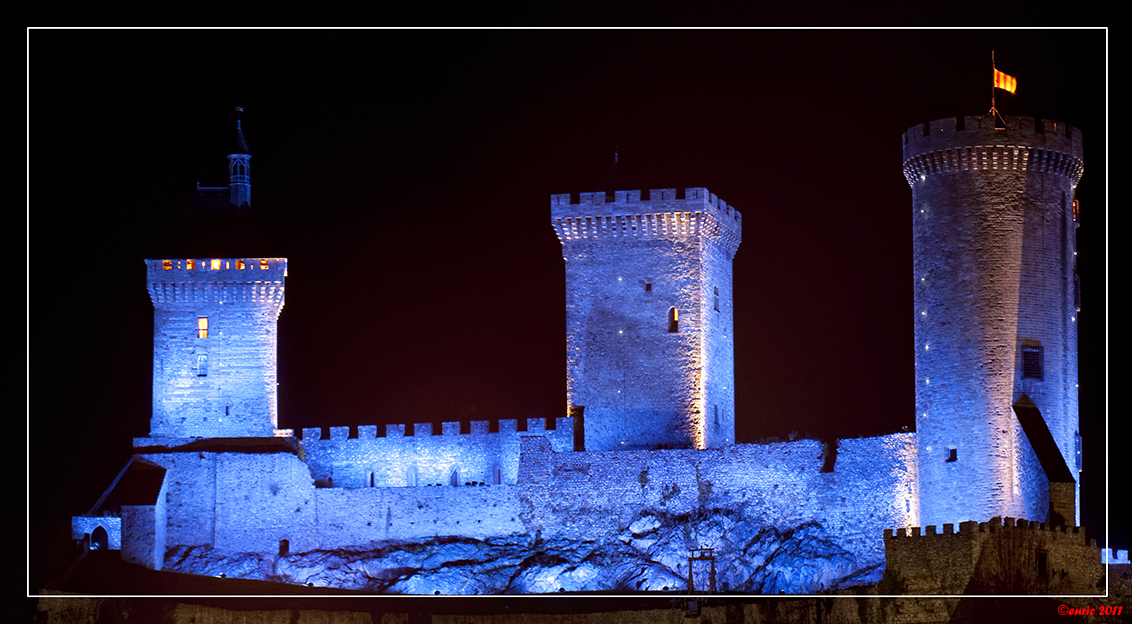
[994,69,1017,94]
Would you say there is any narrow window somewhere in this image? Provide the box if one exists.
[1022,345,1043,380]
[1037,550,1048,577]
[197,317,209,338]
[279,539,290,556]
[714,286,720,312]
[668,307,679,333]
[406,465,418,487]
[645,282,652,292]
[492,465,502,485]
[946,447,957,462]
[449,468,460,486]
[196,354,208,377]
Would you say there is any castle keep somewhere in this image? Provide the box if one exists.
[551,188,741,450]
[72,113,1097,594]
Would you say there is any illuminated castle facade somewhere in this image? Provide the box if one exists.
[72,114,1092,593]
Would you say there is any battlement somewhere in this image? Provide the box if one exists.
[884,516,1103,594]
[297,417,575,488]
[885,516,1094,546]
[145,258,287,312]
[1102,548,1130,564]
[901,116,1084,187]
[297,417,569,441]
[550,188,741,253]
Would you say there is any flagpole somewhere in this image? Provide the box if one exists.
[989,51,997,119]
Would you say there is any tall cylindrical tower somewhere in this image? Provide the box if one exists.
[904,115,1083,528]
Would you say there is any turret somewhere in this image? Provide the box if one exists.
[227,107,251,208]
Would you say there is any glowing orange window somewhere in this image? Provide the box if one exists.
[197,317,209,339]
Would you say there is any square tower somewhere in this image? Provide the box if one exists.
[551,188,741,450]
[146,257,286,439]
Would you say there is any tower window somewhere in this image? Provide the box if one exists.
[668,307,679,333]
[946,447,957,462]
[162,259,172,270]
[714,286,720,311]
[197,317,209,338]
[210,259,222,271]
[196,354,208,377]
[1022,345,1043,380]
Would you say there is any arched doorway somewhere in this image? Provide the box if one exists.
[90,525,108,551]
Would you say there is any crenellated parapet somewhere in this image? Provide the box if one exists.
[885,516,1094,545]
[884,516,1102,594]
[146,258,286,317]
[297,417,575,488]
[901,116,1084,187]
[550,187,741,258]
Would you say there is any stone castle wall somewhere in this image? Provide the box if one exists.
[883,516,1102,594]
[298,417,575,488]
[519,433,918,566]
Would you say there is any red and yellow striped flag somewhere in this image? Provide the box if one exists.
[994,69,1017,94]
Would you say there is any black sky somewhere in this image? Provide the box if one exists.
[29,28,1115,588]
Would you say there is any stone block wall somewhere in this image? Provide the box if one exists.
[313,483,524,545]
[518,433,917,566]
[299,417,574,488]
[884,516,1102,594]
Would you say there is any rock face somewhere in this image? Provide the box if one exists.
[163,511,882,594]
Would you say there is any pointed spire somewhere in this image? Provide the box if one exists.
[228,107,251,207]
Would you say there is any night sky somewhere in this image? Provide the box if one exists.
[29,28,1116,589]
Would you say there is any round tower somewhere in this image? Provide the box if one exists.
[903,115,1083,528]
[550,188,742,451]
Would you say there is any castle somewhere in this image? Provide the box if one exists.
[71,112,1100,593]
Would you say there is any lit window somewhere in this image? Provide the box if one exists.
[236,259,245,270]
[187,259,196,270]
[668,307,679,333]
[197,317,209,338]
[162,259,172,270]
[211,259,221,270]
[260,259,269,270]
